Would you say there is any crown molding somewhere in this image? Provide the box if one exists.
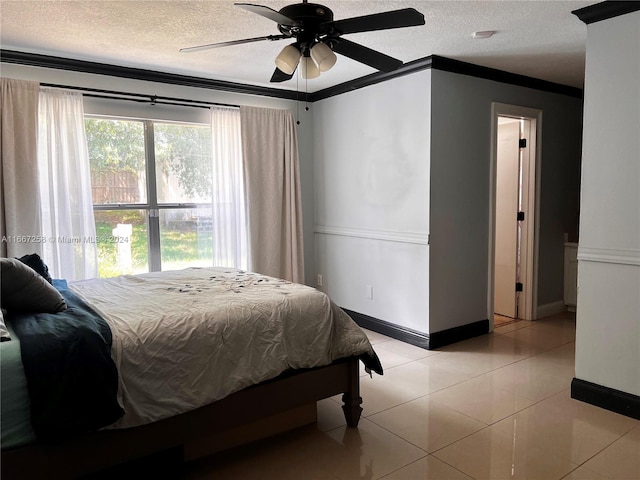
[573,1,640,25]
[1,49,582,103]
[308,57,433,101]
[0,50,301,101]
[429,55,583,98]
[311,55,583,101]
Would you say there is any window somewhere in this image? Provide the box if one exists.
[86,117,216,277]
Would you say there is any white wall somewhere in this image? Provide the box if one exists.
[1,63,317,286]
[313,71,431,333]
[575,11,640,396]
[429,70,583,332]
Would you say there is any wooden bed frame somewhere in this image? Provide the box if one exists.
[1,357,363,480]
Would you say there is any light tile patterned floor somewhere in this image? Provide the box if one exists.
[182,312,640,480]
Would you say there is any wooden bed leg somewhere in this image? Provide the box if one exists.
[341,392,362,427]
[341,358,363,427]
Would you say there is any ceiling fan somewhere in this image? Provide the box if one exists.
[180,1,425,82]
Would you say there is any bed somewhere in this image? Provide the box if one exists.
[0,262,382,479]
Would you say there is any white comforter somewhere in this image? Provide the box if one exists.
[70,267,377,429]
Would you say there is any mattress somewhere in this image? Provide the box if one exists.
[1,267,380,446]
[70,267,380,429]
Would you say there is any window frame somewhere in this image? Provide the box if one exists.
[86,114,214,274]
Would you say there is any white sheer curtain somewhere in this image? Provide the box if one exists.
[211,106,247,269]
[0,78,42,258]
[240,106,304,283]
[38,88,98,280]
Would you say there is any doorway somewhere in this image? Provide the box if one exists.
[489,103,542,327]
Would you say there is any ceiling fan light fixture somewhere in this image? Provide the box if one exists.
[275,44,301,75]
[310,41,337,72]
[300,56,320,79]
[181,4,426,83]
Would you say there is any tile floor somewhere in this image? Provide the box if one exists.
[493,314,517,327]
[182,312,640,480]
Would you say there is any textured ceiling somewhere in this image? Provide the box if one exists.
[0,0,597,92]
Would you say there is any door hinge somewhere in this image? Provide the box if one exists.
[519,138,527,148]
[517,211,525,221]
[516,282,523,292]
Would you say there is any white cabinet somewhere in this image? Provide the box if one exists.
[564,242,578,310]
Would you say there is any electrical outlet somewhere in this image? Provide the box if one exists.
[316,274,323,287]
[366,285,373,300]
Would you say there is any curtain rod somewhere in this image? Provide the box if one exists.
[40,83,239,110]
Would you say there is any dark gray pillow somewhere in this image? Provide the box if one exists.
[18,253,53,284]
[0,258,67,313]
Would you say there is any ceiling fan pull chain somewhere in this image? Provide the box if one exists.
[296,73,301,125]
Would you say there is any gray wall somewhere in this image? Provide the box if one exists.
[429,69,583,332]
[313,67,582,335]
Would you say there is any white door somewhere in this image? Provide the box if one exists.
[494,120,520,318]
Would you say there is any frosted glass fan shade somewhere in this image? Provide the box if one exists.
[275,44,301,75]
[310,42,337,72]
[300,57,320,79]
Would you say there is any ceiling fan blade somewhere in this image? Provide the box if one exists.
[328,8,425,35]
[235,3,300,27]
[330,38,403,72]
[270,66,295,83]
[180,35,288,53]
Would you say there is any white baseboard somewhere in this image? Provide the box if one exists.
[536,300,567,319]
